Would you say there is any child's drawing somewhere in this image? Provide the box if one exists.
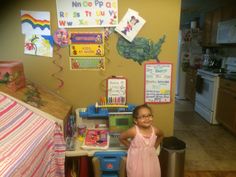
[115,9,145,42]
[24,34,53,57]
[21,10,51,35]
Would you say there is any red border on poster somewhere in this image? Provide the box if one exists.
[106,76,127,105]
[144,62,173,104]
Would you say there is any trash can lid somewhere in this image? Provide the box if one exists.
[162,136,186,150]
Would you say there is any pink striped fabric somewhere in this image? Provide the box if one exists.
[0,93,66,177]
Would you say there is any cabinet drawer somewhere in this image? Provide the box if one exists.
[216,88,236,134]
[220,79,236,92]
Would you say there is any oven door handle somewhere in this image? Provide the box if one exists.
[197,75,215,81]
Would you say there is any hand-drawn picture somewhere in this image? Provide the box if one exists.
[115,9,145,42]
[121,16,139,35]
[24,34,53,57]
[21,10,51,35]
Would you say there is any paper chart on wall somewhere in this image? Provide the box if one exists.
[144,62,172,104]
[115,9,145,42]
[70,57,105,70]
[21,10,51,35]
[107,77,127,105]
[56,0,118,28]
[69,32,104,57]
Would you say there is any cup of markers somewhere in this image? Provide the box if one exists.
[107,96,126,105]
[78,124,87,142]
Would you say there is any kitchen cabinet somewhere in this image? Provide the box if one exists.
[202,8,221,46]
[202,6,236,47]
[216,78,236,134]
[185,68,197,105]
[202,11,213,46]
[221,6,236,21]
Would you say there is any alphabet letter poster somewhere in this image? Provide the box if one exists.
[56,0,118,28]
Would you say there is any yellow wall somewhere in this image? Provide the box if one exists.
[0,0,181,136]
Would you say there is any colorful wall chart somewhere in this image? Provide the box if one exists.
[24,34,53,57]
[70,57,105,70]
[21,10,51,35]
[70,44,104,57]
[106,77,127,105]
[144,62,172,104]
[56,0,118,28]
[115,9,145,42]
[70,32,103,44]
[70,32,104,57]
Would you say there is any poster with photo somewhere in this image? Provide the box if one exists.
[56,0,118,28]
[21,10,51,35]
[115,9,145,42]
[144,62,172,104]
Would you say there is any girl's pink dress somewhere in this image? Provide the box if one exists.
[127,125,161,177]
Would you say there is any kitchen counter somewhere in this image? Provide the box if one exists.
[220,74,236,82]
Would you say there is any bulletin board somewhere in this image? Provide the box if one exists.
[106,76,127,105]
[144,62,172,104]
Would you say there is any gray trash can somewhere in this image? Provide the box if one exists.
[159,136,186,177]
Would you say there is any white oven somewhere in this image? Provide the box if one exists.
[194,69,220,124]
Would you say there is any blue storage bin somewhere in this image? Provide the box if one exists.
[94,152,127,172]
[100,158,119,171]
[102,174,118,177]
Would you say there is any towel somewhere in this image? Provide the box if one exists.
[196,75,203,93]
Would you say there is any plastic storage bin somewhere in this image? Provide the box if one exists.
[93,151,127,177]
[159,136,186,177]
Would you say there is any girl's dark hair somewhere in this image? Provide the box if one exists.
[132,104,152,119]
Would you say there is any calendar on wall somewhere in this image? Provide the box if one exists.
[144,62,172,104]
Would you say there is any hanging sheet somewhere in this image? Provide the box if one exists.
[0,92,65,177]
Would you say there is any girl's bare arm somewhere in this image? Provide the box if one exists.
[154,127,164,148]
[119,127,136,148]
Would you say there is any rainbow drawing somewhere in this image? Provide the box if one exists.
[21,10,51,35]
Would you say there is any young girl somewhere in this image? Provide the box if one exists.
[119,104,164,177]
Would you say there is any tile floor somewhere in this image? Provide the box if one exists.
[174,99,236,171]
